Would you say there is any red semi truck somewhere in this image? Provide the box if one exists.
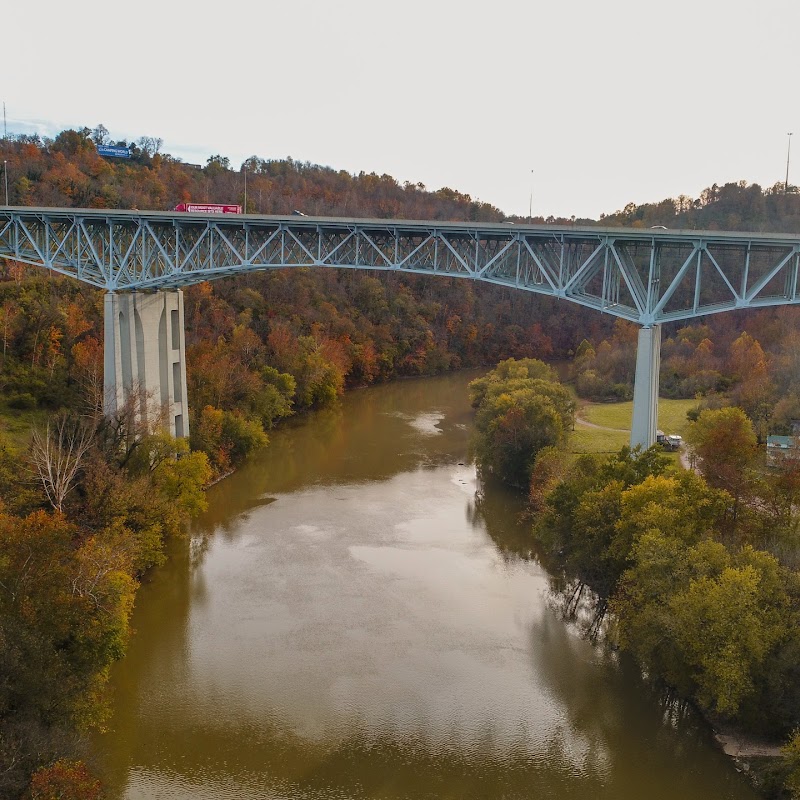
[174,203,242,214]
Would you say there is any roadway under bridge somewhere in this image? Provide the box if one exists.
[2,207,800,445]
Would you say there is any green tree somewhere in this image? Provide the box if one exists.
[670,562,783,715]
[614,472,729,551]
[470,359,574,487]
[473,387,570,486]
[151,440,212,523]
[534,446,670,572]
[782,731,800,799]
[254,366,296,428]
[615,526,795,723]
[469,357,559,408]
[0,510,137,730]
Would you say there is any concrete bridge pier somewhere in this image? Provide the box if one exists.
[630,324,661,450]
[103,290,190,438]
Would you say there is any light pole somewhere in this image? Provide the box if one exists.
[2,161,7,206]
[528,169,533,224]
[786,133,793,194]
[243,164,248,213]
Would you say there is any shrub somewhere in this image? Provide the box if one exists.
[7,392,37,410]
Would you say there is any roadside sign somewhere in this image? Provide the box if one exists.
[97,145,131,159]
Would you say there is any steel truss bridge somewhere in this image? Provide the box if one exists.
[2,208,800,326]
[2,207,800,445]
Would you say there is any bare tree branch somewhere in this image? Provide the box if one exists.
[29,415,94,512]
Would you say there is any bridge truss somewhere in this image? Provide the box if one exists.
[3,207,800,447]
[2,208,800,326]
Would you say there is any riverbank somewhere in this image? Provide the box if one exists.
[552,402,794,799]
[715,728,782,759]
[714,733,792,800]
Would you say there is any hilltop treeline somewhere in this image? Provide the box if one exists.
[3,124,512,221]
[600,179,800,233]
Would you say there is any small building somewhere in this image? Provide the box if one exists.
[766,435,800,465]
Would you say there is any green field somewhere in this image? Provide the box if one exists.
[0,401,47,452]
[568,425,629,454]
[569,398,696,455]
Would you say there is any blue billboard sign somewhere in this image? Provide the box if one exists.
[97,145,131,159]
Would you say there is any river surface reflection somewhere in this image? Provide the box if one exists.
[95,371,758,799]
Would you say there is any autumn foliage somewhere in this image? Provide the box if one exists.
[2,124,800,795]
[27,759,102,800]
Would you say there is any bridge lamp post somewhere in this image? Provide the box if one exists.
[2,161,7,206]
[786,133,793,194]
[243,164,248,213]
[528,169,533,224]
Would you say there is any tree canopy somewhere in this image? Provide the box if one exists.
[470,359,575,487]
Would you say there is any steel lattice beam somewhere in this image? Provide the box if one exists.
[2,207,800,325]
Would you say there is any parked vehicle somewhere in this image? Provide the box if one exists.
[656,431,683,451]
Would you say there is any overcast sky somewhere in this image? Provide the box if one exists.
[5,0,799,219]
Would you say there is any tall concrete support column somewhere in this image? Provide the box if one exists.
[104,290,190,438]
[630,324,661,450]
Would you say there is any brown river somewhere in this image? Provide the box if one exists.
[94,370,759,799]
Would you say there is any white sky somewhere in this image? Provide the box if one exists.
[5,0,799,219]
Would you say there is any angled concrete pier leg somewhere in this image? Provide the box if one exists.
[630,324,661,450]
[104,290,190,438]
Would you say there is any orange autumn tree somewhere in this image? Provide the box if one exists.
[729,332,774,440]
[27,759,102,800]
[685,406,759,527]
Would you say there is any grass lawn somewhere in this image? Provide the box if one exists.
[0,401,47,452]
[579,398,696,435]
[569,397,696,455]
[568,426,629,454]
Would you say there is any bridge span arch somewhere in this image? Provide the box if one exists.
[2,207,800,445]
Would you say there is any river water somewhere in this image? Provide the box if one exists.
[95,371,758,799]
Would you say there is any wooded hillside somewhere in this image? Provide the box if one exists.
[3,125,799,461]
[0,126,606,474]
